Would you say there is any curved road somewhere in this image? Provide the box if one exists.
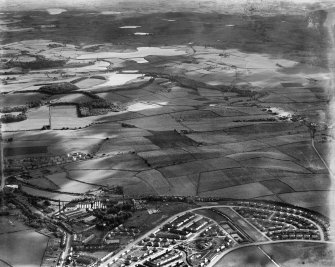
[99,204,328,267]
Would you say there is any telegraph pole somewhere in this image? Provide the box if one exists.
[49,105,52,129]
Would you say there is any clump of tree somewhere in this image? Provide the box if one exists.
[0,113,27,123]
[39,82,79,94]
[78,100,124,117]
[5,55,67,70]
[0,105,28,113]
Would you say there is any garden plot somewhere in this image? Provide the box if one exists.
[199,182,273,199]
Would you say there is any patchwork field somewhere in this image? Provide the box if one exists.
[1,11,332,221]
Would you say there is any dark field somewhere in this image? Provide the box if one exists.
[4,146,48,156]
[0,10,329,67]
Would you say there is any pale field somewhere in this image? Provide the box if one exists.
[46,172,99,194]
[50,93,92,103]
[66,154,150,171]
[123,114,187,131]
[2,40,331,206]
[135,169,171,195]
[97,136,159,154]
[239,157,311,173]
[21,185,78,201]
[157,157,240,179]
[3,105,49,131]
[227,151,294,161]
[280,175,331,191]
[0,230,49,267]
[278,191,329,208]
[167,175,197,196]
[50,105,80,129]
[64,169,154,195]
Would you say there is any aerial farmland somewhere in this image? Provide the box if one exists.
[1,0,335,266]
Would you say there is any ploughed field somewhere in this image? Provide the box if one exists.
[1,10,332,216]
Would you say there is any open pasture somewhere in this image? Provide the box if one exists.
[0,230,49,267]
[26,177,58,190]
[185,132,238,145]
[97,136,159,154]
[278,191,329,209]
[279,174,331,192]
[157,156,240,179]
[50,93,92,103]
[136,169,171,195]
[239,157,310,173]
[66,153,150,171]
[260,242,335,267]
[137,148,195,168]
[21,185,78,201]
[167,175,197,196]
[260,179,295,194]
[199,182,273,199]
[276,142,327,171]
[198,169,247,192]
[46,172,99,194]
[3,105,49,131]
